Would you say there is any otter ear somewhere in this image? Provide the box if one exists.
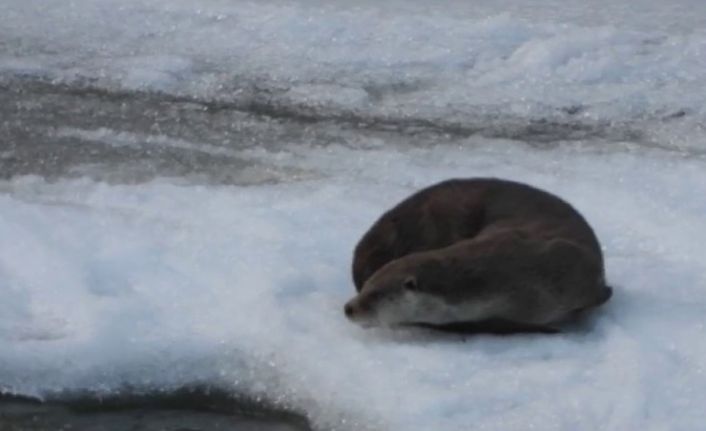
[403,276,418,291]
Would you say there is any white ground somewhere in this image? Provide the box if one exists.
[2,1,706,430]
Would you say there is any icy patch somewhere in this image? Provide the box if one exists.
[115,56,193,92]
[283,84,370,111]
[1,139,705,430]
[54,127,242,158]
[2,0,706,148]
[49,127,319,185]
[0,57,46,77]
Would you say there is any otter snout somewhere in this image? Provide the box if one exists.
[343,298,362,320]
[343,302,355,319]
[343,297,373,324]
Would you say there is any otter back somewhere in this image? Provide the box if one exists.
[352,178,604,291]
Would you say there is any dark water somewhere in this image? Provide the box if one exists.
[0,389,311,431]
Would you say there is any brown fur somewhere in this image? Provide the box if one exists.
[347,178,611,332]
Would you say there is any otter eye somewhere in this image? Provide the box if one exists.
[403,276,418,291]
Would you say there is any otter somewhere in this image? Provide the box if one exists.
[345,178,611,333]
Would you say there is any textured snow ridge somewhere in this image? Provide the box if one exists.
[1,139,705,431]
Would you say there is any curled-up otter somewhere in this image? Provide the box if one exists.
[345,178,611,334]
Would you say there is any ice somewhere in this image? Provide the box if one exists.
[284,84,371,110]
[54,127,242,158]
[2,0,706,148]
[116,56,194,92]
[1,136,706,430]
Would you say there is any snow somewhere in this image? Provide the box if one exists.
[1,136,706,430]
[2,0,706,430]
[2,0,706,149]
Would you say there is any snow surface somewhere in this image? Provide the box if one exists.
[2,136,706,430]
[2,0,706,430]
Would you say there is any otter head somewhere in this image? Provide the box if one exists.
[343,253,451,328]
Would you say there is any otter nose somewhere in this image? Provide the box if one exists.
[344,303,354,318]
